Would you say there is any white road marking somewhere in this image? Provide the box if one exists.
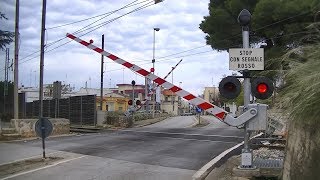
[1,155,87,180]
[120,129,243,139]
[154,136,239,143]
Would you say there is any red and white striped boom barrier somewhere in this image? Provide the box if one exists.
[66,33,257,127]
[138,59,182,111]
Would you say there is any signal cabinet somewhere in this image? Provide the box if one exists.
[247,103,268,131]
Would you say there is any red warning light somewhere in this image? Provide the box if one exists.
[257,83,267,94]
[251,77,274,100]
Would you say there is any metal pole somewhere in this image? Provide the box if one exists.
[39,0,47,159]
[145,78,149,112]
[241,25,253,168]
[13,0,19,119]
[132,83,135,122]
[172,67,174,113]
[100,34,104,111]
[4,49,9,113]
[152,29,156,118]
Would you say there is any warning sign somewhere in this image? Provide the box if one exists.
[229,48,264,71]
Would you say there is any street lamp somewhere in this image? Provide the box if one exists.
[152,27,160,118]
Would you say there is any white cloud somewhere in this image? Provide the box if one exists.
[0,0,235,96]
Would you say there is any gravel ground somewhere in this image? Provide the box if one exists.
[206,147,284,180]
[253,147,285,160]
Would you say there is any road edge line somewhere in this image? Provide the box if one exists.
[192,132,263,180]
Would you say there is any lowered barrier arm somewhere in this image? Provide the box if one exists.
[66,33,257,127]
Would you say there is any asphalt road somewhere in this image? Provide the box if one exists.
[2,115,244,180]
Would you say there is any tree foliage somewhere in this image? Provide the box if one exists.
[0,12,14,51]
[200,0,320,51]
[200,0,320,82]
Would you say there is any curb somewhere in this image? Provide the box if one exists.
[186,116,199,128]
[0,133,76,143]
[133,116,169,128]
[192,132,263,180]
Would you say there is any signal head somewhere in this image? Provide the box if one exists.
[219,76,241,99]
[251,77,274,99]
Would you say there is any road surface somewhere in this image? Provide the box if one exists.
[0,116,244,180]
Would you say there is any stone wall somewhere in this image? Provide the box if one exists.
[10,118,70,138]
[282,121,320,180]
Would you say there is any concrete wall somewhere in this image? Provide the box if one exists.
[10,118,70,138]
[283,121,320,180]
[96,110,105,126]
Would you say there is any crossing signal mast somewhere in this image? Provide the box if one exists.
[219,9,275,169]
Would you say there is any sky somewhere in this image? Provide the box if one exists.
[0,0,234,95]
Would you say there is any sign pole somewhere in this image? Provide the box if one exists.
[41,118,46,159]
[239,9,254,169]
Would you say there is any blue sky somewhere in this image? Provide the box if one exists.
[1,0,234,95]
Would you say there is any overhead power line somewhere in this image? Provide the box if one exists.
[3,6,317,74]
[46,0,143,30]
[18,0,154,63]
[16,0,155,66]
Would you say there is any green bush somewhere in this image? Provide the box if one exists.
[104,111,123,125]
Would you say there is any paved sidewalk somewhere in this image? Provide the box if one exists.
[0,143,58,165]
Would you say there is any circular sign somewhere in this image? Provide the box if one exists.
[35,118,53,138]
[196,107,202,113]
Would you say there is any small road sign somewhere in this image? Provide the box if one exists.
[196,107,202,113]
[35,118,53,138]
[229,48,264,70]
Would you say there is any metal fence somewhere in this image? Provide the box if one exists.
[23,95,97,126]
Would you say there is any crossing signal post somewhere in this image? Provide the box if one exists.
[222,9,275,169]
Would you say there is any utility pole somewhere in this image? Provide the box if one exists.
[171,67,174,114]
[152,27,160,118]
[145,78,149,112]
[238,9,254,169]
[100,34,104,111]
[39,0,47,159]
[131,80,135,122]
[4,48,10,114]
[13,0,19,119]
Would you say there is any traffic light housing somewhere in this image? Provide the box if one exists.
[251,77,274,100]
[219,76,241,99]
[128,100,141,106]
[136,100,141,106]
